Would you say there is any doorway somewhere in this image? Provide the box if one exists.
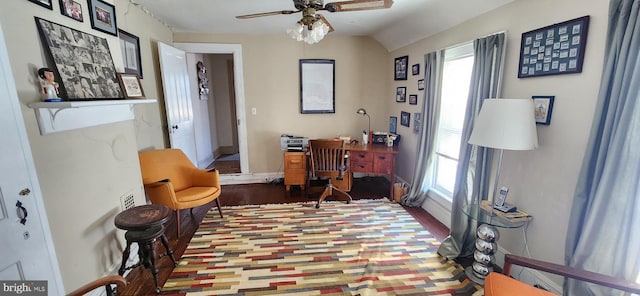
[175,43,249,178]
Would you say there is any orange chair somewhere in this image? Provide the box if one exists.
[138,149,223,237]
[484,254,640,295]
[308,139,352,208]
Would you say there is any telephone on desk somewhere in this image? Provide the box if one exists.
[493,186,517,212]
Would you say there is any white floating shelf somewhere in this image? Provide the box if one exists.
[28,99,157,135]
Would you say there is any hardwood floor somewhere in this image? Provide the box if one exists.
[118,177,450,295]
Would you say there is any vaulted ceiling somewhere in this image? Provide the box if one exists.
[130,0,515,51]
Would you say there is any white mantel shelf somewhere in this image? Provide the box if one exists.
[28,99,157,135]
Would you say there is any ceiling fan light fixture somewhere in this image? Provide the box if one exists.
[287,19,329,44]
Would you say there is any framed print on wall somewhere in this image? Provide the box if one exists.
[409,94,417,105]
[396,86,406,102]
[60,0,83,22]
[117,73,145,99]
[28,0,53,10]
[300,59,335,114]
[389,116,397,134]
[118,29,143,78]
[518,16,589,78]
[394,55,408,80]
[418,79,425,90]
[412,64,420,76]
[533,95,555,125]
[88,0,118,36]
[414,113,421,133]
[400,111,410,127]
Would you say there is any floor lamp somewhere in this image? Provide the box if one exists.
[466,98,539,283]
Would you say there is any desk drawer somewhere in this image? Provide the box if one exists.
[284,153,306,169]
[350,159,373,172]
[373,153,394,174]
[350,151,372,162]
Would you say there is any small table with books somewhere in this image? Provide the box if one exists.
[463,200,533,284]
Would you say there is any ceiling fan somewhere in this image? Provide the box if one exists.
[236,0,394,43]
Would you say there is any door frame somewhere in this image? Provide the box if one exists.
[175,43,250,178]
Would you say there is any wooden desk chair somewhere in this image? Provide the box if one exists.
[484,254,640,295]
[308,139,352,208]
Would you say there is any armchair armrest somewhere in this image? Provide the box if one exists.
[143,179,179,209]
[504,254,640,294]
[191,168,220,187]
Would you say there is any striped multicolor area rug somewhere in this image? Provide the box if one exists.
[162,200,481,295]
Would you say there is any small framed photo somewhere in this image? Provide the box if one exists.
[412,64,420,76]
[396,86,406,102]
[400,111,411,127]
[28,0,53,9]
[394,55,408,80]
[414,113,421,133]
[88,0,118,36]
[118,29,143,78]
[533,95,555,125]
[418,79,425,90]
[409,94,417,105]
[389,116,398,134]
[60,0,83,22]
[117,73,145,99]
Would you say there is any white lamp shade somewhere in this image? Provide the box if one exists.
[468,98,539,150]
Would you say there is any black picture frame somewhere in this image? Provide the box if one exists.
[389,116,397,134]
[87,0,118,36]
[394,55,408,80]
[418,79,425,90]
[414,113,421,133]
[118,29,143,79]
[400,111,410,127]
[34,17,122,100]
[412,64,420,76]
[28,0,53,9]
[409,94,417,105]
[518,16,589,78]
[396,86,406,102]
[59,0,83,22]
[300,59,335,114]
[533,95,555,125]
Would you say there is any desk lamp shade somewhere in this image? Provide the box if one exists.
[468,99,538,150]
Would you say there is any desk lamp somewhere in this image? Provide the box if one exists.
[466,98,538,283]
[356,108,371,144]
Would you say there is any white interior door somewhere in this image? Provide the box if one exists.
[0,24,63,294]
[158,42,198,164]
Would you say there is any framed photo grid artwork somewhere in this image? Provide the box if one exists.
[518,16,589,78]
[35,17,122,100]
[533,95,555,125]
[394,55,408,80]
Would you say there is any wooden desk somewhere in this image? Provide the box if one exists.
[346,144,399,195]
[283,144,399,194]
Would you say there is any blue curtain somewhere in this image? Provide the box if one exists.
[564,0,640,294]
[438,32,506,259]
[402,51,442,207]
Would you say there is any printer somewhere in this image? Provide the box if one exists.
[280,134,309,151]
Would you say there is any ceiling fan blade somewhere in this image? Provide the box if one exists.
[236,10,299,19]
[323,0,393,12]
[319,15,335,33]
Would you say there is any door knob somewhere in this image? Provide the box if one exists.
[16,200,28,225]
[172,125,179,130]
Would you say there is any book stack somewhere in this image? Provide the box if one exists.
[479,200,532,222]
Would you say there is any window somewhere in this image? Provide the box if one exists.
[430,42,474,199]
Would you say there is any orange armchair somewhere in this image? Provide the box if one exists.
[138,149,223,237]
[484,254,640,295]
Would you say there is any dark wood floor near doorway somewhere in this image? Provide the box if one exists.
[119,177,450,295]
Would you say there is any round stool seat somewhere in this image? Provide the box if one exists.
[124,225,165,242]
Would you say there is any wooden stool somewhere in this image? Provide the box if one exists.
[114,204,177,293]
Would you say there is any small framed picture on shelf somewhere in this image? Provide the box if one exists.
[533,95,555,125]
[412,64,420,76]
[418,79,425,90]
[389,116,397,134]
[400,111,410,127]
[409,94,417,105]
[396,86,406,102]
[394,55,408,80]
[117,73,145,99]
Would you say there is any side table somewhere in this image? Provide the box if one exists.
[463,203,531,284]
[114,204,177,293]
